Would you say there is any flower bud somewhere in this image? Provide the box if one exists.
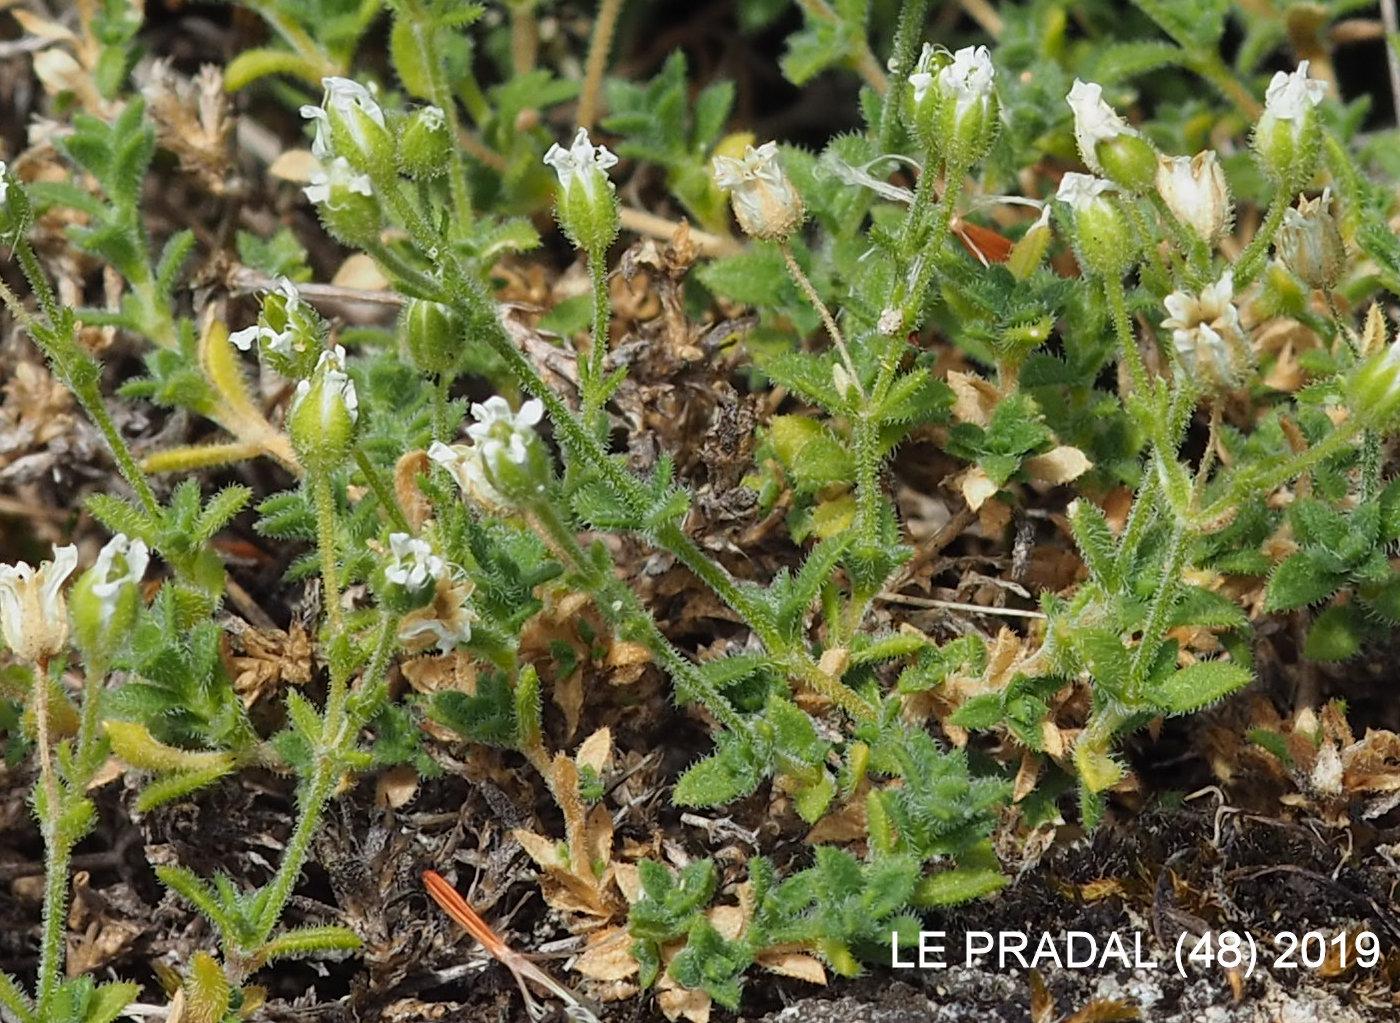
[1162,272,1252,391]
[543,128,621,255]
[1155,150,1233,246]
[428,397,550,511]
[400,298,461,376]
[1055,173,1134,278]
[1277,188,1345,290]
[1007,204,1053,280]
[303,157,380,246]
[377,532,446,613]
[905,44,943,147]
[231,278,325,379]
[70,534,148,658]
[300,77,393,176]
[0,161,30,241]
[289,345,358,472]
[399,105,451,180]
[1253,62,1326,189]
[910,45,999,167]
[712,141,805,241]
[1067,80,1154,191]
[1349,341,1400,427]
[0,545,78,663]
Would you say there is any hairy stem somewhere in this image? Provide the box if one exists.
[1127,519,1190,700]
[312,471,344,639]
[583,247,612,422]
[1104,275,1149,396]
[875,0,932,151]
[1234,186,1290,289]
[35,806,71,1013]
[354,446,412,533]
[577,0,625,129]
[1203,418,1362,523]
[403,0,474,230]
[527,501,750,734]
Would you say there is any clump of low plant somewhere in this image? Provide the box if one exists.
[4,1,1400,1019]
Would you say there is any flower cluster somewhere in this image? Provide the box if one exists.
[907,44,998,164]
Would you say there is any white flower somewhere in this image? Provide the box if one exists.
[274,276,302,309]
[1055,172,1116,212]
[1067,79,1138,174]
[292,345,358,424]
[938,45,996,117]
[300,77,385,161]
[712,141,805,240]
[398,575,476,654]
[0,545,78,662]
[304,156,373,206]
[543,128,618,201]
[384,533,446,592]
[429,396,545,510]
[1162,272,1250,388]
[419,105,445,131]
[908,43,938,105]
[1262,61,1326,124]
[0,161,9,206]
[89,534,149,626]
[1278,188,1345,289]
[466,395,543,467]
[430,440,504,508]
[1155,151,1233,245]
[230,277,305,355]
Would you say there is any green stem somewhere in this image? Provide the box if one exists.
[1127,519,1190,700]
[878,165,965,399]
[528,502,750,734]
[35,814,72,1013]
[1127,196,1175,294]
[1104,275,1149,396]
[311,471,344,639]
[0,274,162,518]
[1116,471,1160,577]
[353,446,412,533]
[852,412,883,546]
[360,236,447,302]
[75,661,108,778]
[404,0,474,231]
[440,256,856,711]
[583,248,611,422]
[249,761,336,949]
[1203,418,1362,523]
[431,373,454,445]
[1234,186,1290,289]
[875,0,932,153]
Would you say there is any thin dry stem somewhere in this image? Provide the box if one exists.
[780,242,866,401]
[577,0,625,130]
